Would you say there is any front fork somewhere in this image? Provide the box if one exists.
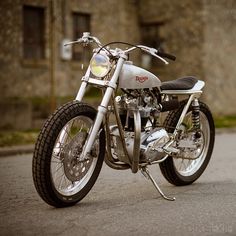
[76,57,126,159]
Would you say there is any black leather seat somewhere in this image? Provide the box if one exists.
[160,76,198,90]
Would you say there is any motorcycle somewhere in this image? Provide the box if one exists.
[32,32,215,207]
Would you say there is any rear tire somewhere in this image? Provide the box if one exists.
[32,101,105,207]
[159,100,215,186]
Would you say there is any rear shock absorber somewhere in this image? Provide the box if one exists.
[191,98,201,138]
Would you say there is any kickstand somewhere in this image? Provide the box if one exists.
[141,166,175,201]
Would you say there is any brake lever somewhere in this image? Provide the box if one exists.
[64,38,84,46]
[141,47,169,65]
[152,52,169,65]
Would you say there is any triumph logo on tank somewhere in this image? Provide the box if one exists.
[136,76,148,83]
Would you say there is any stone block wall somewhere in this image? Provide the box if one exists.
[0,0,236,129]
[138,0,204,81]
[203,0,236,115]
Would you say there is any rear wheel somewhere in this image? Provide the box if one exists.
[159,101,215,186]
[32,101,105,207]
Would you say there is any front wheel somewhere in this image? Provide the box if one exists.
[32,101,105,207]
[160,101,215,186]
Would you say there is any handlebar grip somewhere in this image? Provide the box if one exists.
[157,52,176,61]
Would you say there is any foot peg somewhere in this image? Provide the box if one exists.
[141,166,175,201]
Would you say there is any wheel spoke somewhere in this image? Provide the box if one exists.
[52,153,63,161]
[32,102,105,207]
[53,163,63,173]
[174,111,210,176]
[55,170,65,184]
[58,174,65,190]
[50,115,100,196]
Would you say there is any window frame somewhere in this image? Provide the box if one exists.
[72,12,91,61]
[22,5,46,60]
[140,21,165,68]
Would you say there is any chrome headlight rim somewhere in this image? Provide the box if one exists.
[90,53,111,78]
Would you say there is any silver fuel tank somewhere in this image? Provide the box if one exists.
[118,63,161,89]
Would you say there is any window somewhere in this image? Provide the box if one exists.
[140,22,165,68]
[72,13,91,60]
[23,5,45,59]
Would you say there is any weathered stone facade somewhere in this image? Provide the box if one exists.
[139,0,204,80]
[0,0,140,98]
[202,0,236,115]
[0,0,236,129]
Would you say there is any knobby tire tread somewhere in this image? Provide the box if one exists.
[32,101,105,207]
[159,100,215,186]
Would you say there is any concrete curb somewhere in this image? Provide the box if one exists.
[215,127,236,134]
[0,144,34,157]
[0,128,235,157]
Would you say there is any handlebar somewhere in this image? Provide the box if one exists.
[157,52,176,61]
[64,32,176,64]
[64,32,102,47]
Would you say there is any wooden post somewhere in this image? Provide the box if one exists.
[49,0,56,112]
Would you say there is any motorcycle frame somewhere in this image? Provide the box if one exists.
[75,52,205,173]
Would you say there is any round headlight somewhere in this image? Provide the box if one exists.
[90,53,111,78]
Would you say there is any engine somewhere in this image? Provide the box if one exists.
[110,89,173,164]
[116,89,161,130]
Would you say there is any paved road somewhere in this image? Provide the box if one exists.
[0,133,236,236]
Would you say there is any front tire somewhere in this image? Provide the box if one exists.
[159,101,215,186]
[32,101,105,207]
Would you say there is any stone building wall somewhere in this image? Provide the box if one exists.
[0,0,236,129]
[139,0,236,115]
[0,0,140,99]
[202,0,236,115]
[138,0,204,81]
[0,0,140,129]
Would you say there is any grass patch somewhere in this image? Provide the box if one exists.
[0,130,39,147]
[214,115,236,128]
[1,112,235,147]
[84,87,102,98]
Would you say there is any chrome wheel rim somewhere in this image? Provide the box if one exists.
[173,111,210,177]
[50,116,99,196]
